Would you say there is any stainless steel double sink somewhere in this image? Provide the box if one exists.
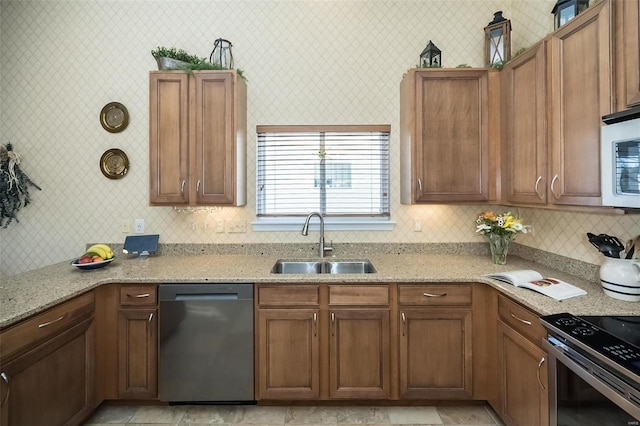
[271,259,376,274]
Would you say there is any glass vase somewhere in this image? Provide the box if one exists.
[488,233,511,265]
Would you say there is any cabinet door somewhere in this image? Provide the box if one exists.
[548,1,611,206]
[399,308,472,399]
[257,309,320,399]
[414,69,490,203]
[193,72,236,205]
[615,0,640,109]
[118,309,158,399]
[0,319,96,426]
[498,322,549,426]
[149,72,190,205]
[502,42,548,205]
[329,309,390,399]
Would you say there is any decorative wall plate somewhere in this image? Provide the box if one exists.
[100,148,129,179]
[100,102,129,133]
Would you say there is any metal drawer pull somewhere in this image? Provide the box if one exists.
[537,357,546,389]
[1,372,9,406]
[510,312,532,325]
[38,313,67,328]
[534,176,543,199]
[423,292,447,298]
[129,293,150,298]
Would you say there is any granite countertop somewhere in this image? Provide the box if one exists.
[1,247,638,328]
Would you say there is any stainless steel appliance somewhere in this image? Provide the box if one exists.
[159,283,254,403]
[541,313,640,425]
[601,106,640,209]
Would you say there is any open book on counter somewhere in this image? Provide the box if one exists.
[484,270,587,301]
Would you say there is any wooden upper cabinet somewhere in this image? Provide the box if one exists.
[502,42,548,205]
[401,69,499,204]
[548,0,612,206]
[614,0,640,110]
[149,70,247,206]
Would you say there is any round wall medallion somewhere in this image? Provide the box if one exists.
[100,148,129,179]
[100,102,129,133]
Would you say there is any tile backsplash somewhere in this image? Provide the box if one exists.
[1,0,637,276]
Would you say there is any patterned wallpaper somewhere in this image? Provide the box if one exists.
[1,0,638,276]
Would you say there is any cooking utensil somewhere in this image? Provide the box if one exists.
[586,233,625,258]
[625,236,640,260]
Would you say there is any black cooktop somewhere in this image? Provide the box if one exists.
[541,313,640,378]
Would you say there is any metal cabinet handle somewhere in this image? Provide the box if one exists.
[129,293,150,298]
[417,178,423,192]
[537,357,546,389]
[38,313,67,328]
[196,180,201,193]
[148,312,154,323]
[510,312,532,325]
[1,372,9,406]
[401,312,406,336]
[313,312,317,337]
[423,292,447,298]
[534,176,543,199]
[180,180,185,193]
[550,174,560,199]
[331,312,335,336]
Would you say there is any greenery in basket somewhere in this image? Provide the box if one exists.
[0,143,41,228]
[151,46,245,79]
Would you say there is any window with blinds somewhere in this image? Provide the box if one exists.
[257,125,390,218]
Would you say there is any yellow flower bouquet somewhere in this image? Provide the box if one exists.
[475,211,526,264]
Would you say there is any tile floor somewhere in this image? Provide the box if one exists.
[83,403,505,425]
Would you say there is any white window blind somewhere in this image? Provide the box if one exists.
[257,125,390,218]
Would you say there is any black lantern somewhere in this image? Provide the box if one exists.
[209,38,234,69]
[484,11,511,67]
[419,40,441,68]
[552,0,589,29]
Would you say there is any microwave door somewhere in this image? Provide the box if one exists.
[616,141,640,196]
[601,118,640,208]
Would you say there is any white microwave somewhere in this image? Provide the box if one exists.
[601,110,640,209]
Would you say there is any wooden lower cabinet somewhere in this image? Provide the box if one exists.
[0,294,96,426]
[118,308,158,399]
[257,309,320,399]
[329,309,390,399]
[399,308,472,399]
[496,295,549,426]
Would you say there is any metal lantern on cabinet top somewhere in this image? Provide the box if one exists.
[484,11,511,67]
[551,0,589,29]
[209,38,234,69]
[420,40,441,68]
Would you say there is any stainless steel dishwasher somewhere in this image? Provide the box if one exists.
[159,283,254,403]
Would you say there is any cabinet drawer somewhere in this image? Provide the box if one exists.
[0,291,94,360]
[329,285,389,305]
[258,285,319,306]
[398,284,471,306]
[119,285,158,306]
[498,294,545,345]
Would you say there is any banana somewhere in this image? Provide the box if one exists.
[87,244,113,259]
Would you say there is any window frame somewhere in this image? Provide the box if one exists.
[252,124,395,232]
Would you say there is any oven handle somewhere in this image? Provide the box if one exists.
[542,338,640,420]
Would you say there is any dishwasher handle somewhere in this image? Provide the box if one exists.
[175,293,238,301]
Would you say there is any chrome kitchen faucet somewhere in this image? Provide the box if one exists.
[301,212,333,258]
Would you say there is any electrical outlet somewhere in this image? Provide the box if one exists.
[120,220,130,234]
[216,220,225,233]
[526,223,535,236]
[134,218,145,234]
[413,219,422,232]
[226,219,246,233]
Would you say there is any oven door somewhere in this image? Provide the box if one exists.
[543,338,640,425]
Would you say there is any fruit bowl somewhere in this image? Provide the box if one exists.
[71,257,114,270]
